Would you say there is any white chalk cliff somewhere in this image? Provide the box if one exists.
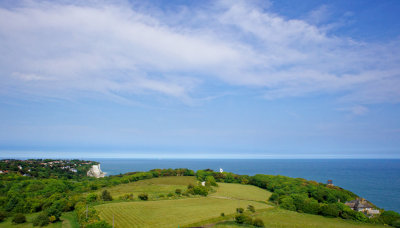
[87,164,106,178]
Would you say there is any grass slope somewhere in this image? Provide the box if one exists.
[96,176,196,199]
[210,183,271,202]
[96,197,270,228]
[213,208,387,228]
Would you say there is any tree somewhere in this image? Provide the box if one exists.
[12,213,26,224]
[101,190,113,201]
[175,189,182,195]
[236,207,244,213]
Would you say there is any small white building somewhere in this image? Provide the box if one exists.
[201,181,206,186]
[220,168,223,173]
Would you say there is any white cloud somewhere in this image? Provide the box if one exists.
[0,0,399,105]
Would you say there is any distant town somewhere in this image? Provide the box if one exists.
[0,159,97,179]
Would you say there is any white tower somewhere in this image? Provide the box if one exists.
[220,168,223,173]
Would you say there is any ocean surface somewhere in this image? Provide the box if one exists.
[95,158,400,213]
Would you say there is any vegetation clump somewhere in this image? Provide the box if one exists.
[12,213,26,224]
[138,193,149,200]
[33,212,49,226]
[101,190,113,201]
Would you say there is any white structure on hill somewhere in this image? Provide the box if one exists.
[220,168,223,173]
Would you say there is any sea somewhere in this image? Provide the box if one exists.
[95,158,400,213]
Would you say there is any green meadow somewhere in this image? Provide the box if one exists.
[95,176,197,200]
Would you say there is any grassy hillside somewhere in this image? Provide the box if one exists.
[95,176,197,199]
[95,177,273,227]
[210,183,272,202]
[96,197,270,228]
[213,208,387,228]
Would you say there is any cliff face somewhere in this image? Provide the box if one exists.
[87,164,106,178]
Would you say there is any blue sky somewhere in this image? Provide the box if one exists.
[0,0,400,159]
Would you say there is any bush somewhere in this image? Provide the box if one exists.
[46,206,62,221]
[220,212,225,217]
[120,193,134,200]
[0,211,7,222]
[247,205,255,213]
[33,213,49,226]
[12,213,26,224]
[280,196,296,211]
[235,214,252,224]
[86,220,112,228]
[87,193,98,202]
[253,218,265,227]
[236,207,244,213]
[175,189,182,195]
[138,193,148,201]
[320,203,340,217]
[167,193,174,197]
[101,190,113,201]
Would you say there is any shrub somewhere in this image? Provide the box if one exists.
[49,215,57,223]
[0,211,7,222]
[101,190,113,201]
[87,193,98,202]
[253,218,265,227]
[167,193,174,197]
[175,189,182,195]
[187,183,194,189]
[192,186,208,196]
[247,205,255,213]
[280,196,296,211]
[86,220,113,228]
[46,206,62,221]
[120,193,134,200]
[220,212,225,217]
[236,207,244,213]
[320,203,340,217]
[33,213,49,226]
[138,193,148,201]
[12,213,26,224]
[158,194,165,198]
[235,214,252,224]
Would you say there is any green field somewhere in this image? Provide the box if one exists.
[210,183,271,202]
[213,208,387,228]
[96,176,197,199]
[0,212,77,228]
[96,197,270,228]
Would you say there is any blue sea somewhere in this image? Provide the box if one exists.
[96,158,400,213]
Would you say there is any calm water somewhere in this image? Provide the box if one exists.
[96,158,400,213]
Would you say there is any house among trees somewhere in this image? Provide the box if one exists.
[345,198,380,216]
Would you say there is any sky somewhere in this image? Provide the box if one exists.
[0,0,400,159]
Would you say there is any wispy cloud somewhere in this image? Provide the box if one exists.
[0,0,399,105]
